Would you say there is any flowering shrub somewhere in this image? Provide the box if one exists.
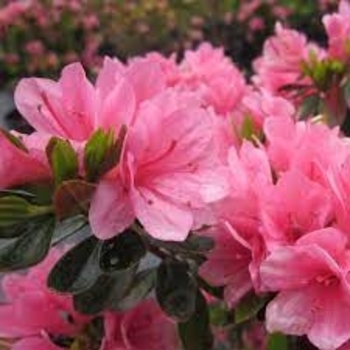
[0,0,340,90]
[2,1,350,350]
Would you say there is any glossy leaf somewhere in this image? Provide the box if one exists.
[99,230,146,273]
[48,236,100,294]
[111,268,156,311]
[156,260,197,322]
[178,291,213,350]
[0,216,55,271]
[73,266,137,315]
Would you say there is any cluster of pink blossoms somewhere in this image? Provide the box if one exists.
[1,1,350,350]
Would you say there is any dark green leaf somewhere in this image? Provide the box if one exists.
[298,94,320,120]
[178,291,214,350]
[46,137,79,185]
[73,266,137,315]
[84,126,126,182]
[156,260,197,322]
[99,230,146,273]
[52,215,88,246]
[267,333,288,350]
[0,188,35,198]
[0,216,55,271]
[235,292,270,324]
[0,196,52,230]
[112,268,156,311]
[53,180,96,220]
[48,236,100,294]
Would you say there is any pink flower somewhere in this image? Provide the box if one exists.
[232,89,295,132]
[0,249,89,350]
[178,43,246,115]
[0,131,49,189]
[261,170,334,248]
[89,98,229,241]
[200,143,271,306]
[199,225,254,308]
[264,117,348,179]
[261,228,350,350]
[14,57,166,142]
[323,0,350,60]
[100,300,179,350]
[253,23,324,96]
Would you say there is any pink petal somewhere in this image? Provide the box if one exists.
[266,289,316,336]
[260,244,339,291]
[126,60,166,104]
[308,289,350,350]
[131,187,193,241]
[14,78,66,136]
[90,179,135,240]
[12,337,61,350]
[121,300,178,350]
[99,76,136,131]
[0,133,49,189]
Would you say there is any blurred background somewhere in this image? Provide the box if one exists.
[0,0,339,129]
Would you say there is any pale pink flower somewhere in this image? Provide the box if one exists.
[323,0,350,60]
[0,249,89,350]
[100,300,179,350]
[261,228,350,350]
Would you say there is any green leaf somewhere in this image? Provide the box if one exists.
[73,266,137,315]
[0,216,55,271]
[53,180,96,220]
[267,333,288,350]
[0,188,34,198]
[298,94,320,120]
[156,260,197,322]
[0,196,52,231]
[235,292,270,324]
[111,268,156,311]
[178,291,214,350]
[84,126,127,182]
[48,236,101,294]
[240,115,256,141]
[46,137,79,185]
[99,230,146,273]
[0,129,28,152]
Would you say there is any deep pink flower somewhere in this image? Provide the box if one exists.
[100,300,179,350]
[261,228,350,350]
